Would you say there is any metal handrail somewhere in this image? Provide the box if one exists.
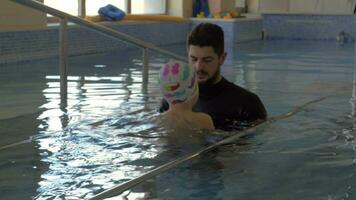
[10,0,187,109]
[88,96,329,200]
[9,0,187,62]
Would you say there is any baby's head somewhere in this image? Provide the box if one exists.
[158,60,198,105]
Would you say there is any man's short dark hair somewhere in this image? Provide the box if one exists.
[187,23,225,56]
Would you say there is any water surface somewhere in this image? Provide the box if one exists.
[1,41,355,199]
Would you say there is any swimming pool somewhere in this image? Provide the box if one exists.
[1,40,355,199]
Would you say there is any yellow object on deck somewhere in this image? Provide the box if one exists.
[85,15,188,23]
[84,15,105,22]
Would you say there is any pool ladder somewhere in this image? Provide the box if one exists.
[10,0,187,108]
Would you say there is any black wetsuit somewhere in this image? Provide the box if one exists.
[158,77,267,131]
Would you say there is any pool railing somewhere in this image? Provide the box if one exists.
[9,0,187,107]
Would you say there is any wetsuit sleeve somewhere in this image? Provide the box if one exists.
[158,98,169,113]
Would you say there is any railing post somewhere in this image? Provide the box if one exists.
[59,17,68,109]
[78,0,86,18]
[142,48,149,85]
[351,40,356,119]
[126,0,131,14]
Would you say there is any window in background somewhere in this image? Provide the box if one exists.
[44,0,78,16]
[86,0,127,16]
[235,0,245,7]
[131,0,166,14]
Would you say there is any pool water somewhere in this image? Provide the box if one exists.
[1,40,356,200]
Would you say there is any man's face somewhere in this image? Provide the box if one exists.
[188,45,226,84]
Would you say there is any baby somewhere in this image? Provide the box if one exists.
[157,60,214,131]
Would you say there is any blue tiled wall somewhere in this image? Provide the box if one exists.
[263,14,356,41]
[0,21,190,64]
[3,14,354,64]
[234,19,263,42]
[0,19,263,64]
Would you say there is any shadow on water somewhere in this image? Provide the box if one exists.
[0,112,47,200]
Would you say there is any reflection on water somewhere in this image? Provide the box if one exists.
[34,66,165,199]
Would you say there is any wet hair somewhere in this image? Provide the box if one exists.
[187,23,225,56]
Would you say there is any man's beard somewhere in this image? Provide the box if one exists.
[197,69,220,85]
